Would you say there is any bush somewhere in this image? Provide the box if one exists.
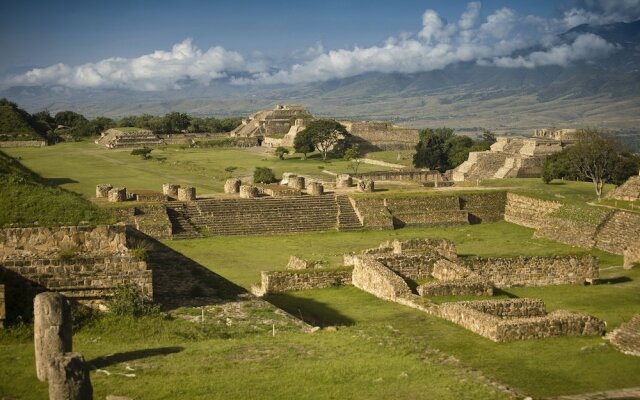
[107,283,159,317]
[253,167,278,184]
[275,146,290,160]
[56,246,77,262]
[131,147,153,159]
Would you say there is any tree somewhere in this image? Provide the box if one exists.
[413,128,453,172]
[343,146,363,174]
[164,112,191,133]
[275,146,290,160]
[541,151,579,184]
[253,167,277,183]
[445,135,474,168]
[54,111,87,127]
[299,119,349,161]
[567,130,620,200]
[293,129,315,160]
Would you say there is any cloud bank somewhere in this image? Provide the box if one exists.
[4,1,629,90]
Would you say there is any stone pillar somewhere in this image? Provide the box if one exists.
[107,187,127,203]
[95,184,112,198]
[177,187,196,202]
[289,176,305,190]
[47,352,93,400]
[307,182,324,196]
[34,292,72,382]
[357,179,375,193]
[336,174,352,188]
[162,183,180,198]
[239,185,259,199]
[224,179,241,194]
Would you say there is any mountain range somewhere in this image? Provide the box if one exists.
[2,20,640,147]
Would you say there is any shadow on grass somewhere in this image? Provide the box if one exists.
[88,346,184,369]
[264,293,354,328]
[493,288,519,298]
[598,276,632,285]
[42,177,78,186]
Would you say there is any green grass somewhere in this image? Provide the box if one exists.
[364,149,414,166]
[2,141,393,198]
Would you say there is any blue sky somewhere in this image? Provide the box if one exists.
[1,0,638,89]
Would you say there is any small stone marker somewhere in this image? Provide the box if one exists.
[162,183,180,197]
[336,174,352,188]
[307,182,324,196]
[177,186,196,201]
[239,185,259,199]
[47,352,93,400]
[34,292,72,382]
[95,184,113,198]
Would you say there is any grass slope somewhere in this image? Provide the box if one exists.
[0,150,112,227]
[0,102,43,140]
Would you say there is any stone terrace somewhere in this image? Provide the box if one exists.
[606,314,640,356]
[166,194,363,237]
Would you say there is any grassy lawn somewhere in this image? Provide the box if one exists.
[2,141,392,198]
[364,149,414,166]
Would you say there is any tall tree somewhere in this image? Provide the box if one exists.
[299,119,349,161]
[568,130,620,200]
[293,129,315,160]
[413,128,453,172]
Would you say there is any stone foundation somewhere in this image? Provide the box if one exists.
[336,174,352,188]
[286,256,325,270]
[288,176,305,190]
[307,182,324,196]
[95,184,113,198]
[253,269,352,296]
[224,179,241,194]
[239,185,259,199]
[177,187,196,202]
[108,187,127,203]
[162,184,180,197]
[418,279,493,297]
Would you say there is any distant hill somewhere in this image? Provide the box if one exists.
[0,150,112,227]
[0,99,46,141]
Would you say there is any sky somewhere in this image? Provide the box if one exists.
[1,0,639,90]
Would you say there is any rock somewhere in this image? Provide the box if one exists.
[34,292,72,382]
[47,352,93,400]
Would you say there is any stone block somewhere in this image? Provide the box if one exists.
[336,174,352,188]
[307,182,324,196]
[34,292,72,382]
[162,183,180,197]
[239,185,259,199]
[177,187,196,202]
[47,352,93,400]
[288,176,305,190]
[107,187,127,203]
[95,184,113,198]
[357,179,374,192]
[224,179,241,194]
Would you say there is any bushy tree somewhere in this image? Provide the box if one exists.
[343,146,363,174]
[253,167,277,183]
[298,119,349,161]
[131,147,153,159]
[413,128,453,172]
[54,111,87,127]
[293,129,315,159]
[275,146,290,160]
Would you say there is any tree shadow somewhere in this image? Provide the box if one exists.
[492,288,519,298]
[126,228,247,310]
[42,177,78,186]
[88,346,184,369]
[264,293,354,327]
[597,276,632,285]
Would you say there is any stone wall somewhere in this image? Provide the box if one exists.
[350,198,394,230]
[351,256,411,301]
[392,238,458,259]
[352,170,442,183]
[459,192,507,223]
[0,140,47,148]
[374,255,436,280]
[606,314,640,356]
[417,279,493,297]
[504,193,561,229]
[605,175,640,202]
[437,299,605,342]
[286,256,325,270]
[0,225,129,258]
[594,211,640,255]
[461,255,598,287]
[431,259,474,281]
[534,216,599,249]
[624,242,640,269]
[254,268,352,295]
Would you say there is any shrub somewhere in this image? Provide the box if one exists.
[56,246,77,262]
[107,283,159,317]
[253,167,278,184]
[131,147,153,159]
[275,146,290,160]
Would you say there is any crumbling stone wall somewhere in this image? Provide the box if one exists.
[418,279,492,297]
[624,242,640,269]
[606,314,640,356]
[459,192,507,223]
[108,187,127,202]
[351,256,411,301]
[392,238,458,259]
[163,183,180,197]
[461,255,598,287]
[95,184,113,198]
[374,255,436,280]
[224,179,241,194]
[594,211,640,255]
[534,216,599,249]
[0,140,47,148]
[286,256,325,270]
[504,193,561,228]
[352,170,443,183]
[257,184,301,197]
[253,269,352,295]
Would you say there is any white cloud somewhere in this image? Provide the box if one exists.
[6,39,251,91]
[562,0,640,28]
[490,33,618,68]
[4,2,628,90]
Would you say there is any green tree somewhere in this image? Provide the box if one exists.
[541,151,579,184]
[275,146,290,160]
[253,167,277,183]
[293,129,316,160]
[413,128,453,172]
[131,147,153,159]
[165,112,191,133]
[299,119,349,161]
[445,135,474,168]
[343,146,363,174]
[54,111,87,127]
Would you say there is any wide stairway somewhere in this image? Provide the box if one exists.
[167,195,363,237]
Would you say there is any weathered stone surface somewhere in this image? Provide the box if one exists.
[257,184,300,197]
[286,255,324,270]
[47,352,93,400]
[224,179,241,194]
[307,182,324,196]
[288,176,305,190]
[162,183,180,197]
[593,210,640,255]
[95,184,113,198]
[606,314,640,356]
[418,278,493,297]
[374,254,437,280]
[177,187,196,202]
[351,256,411,301]
[0,284,5,328]
[335,174,352,188]
[392,238,458,259]
[349,198,393,230]
[352,170,443,183]
[34,292,72,382]
[605,175,640,202]
[239,185,259,199]
[107,187,127,203]
[624,242,640,269]
[253,269,352,295]
[504,193,561,228]
[357,179,374,192]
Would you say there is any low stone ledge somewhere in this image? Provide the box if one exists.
[286,255,325,270]
[417,278,493,297]
[351,255,411,301]
[253,268,352,295]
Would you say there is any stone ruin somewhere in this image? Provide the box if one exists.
[335,174,353,188]
[177,186,196,202]
[307,182,324,196]
[357,179,374,193]
[163,183,181,198]
[230,104,313,147]
[108,187,127,202]
[95,128,165,149]
[239,185,259,199]
[34,292,93,400]
[340,121,420,151]
[252,237,605,342]
[605,174,640,202]
[224,179,241,194]
[98,184,168,202]
[606,314,640,357]
[533,128,581,142]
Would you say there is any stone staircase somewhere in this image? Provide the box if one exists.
[336,195,364,231]
[607,314,640,356]
[493,157,523,179]
[166,201,201,239]
[452,151,510,181]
